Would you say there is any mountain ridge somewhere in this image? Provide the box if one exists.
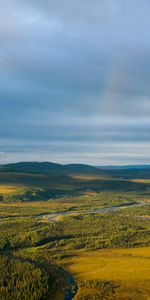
[0,161,99,174]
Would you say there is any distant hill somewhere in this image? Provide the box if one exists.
[97,165,150,170]
[1,162,150,180]
[0,162,99,175]
[1,162,150,200]
[97,165,150,179]
[0,162,64,174]
[63,163,99,173]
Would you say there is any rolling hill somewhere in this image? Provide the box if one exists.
[0,162,99,175]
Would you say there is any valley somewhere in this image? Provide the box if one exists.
[0,162,150,299]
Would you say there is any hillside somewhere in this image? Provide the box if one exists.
[0,162,99,175]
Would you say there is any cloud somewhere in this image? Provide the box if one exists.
[0,1,150,164]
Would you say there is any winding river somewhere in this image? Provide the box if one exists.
[38,201,150,222]
[0,202,149,223]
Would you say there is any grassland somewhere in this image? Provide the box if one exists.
[130,179,150,184]
[62,247,150,300]
[0,184,24,194]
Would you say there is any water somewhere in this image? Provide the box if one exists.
[64,272,78,300]
[0,202,149,223]
[38,202,150,222]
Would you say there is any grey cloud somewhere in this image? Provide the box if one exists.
[0,1,150,164]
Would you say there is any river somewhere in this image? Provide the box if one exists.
[38,201,150,222]
[64,271,78,300]
[0,202,149,223]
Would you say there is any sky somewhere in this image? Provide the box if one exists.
[0,0,150,165]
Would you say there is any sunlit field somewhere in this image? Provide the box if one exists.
[64,247,150,299]
[131,179,150,184]
[0,185,24,194]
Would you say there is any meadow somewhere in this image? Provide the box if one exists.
[64,247,150,300]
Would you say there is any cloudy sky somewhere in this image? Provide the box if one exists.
[0,1,150,165]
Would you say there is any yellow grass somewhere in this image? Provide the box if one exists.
[71,174,113,181]
[131,179,150,184]
[64,247,150,299]
[0,185,24,194]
